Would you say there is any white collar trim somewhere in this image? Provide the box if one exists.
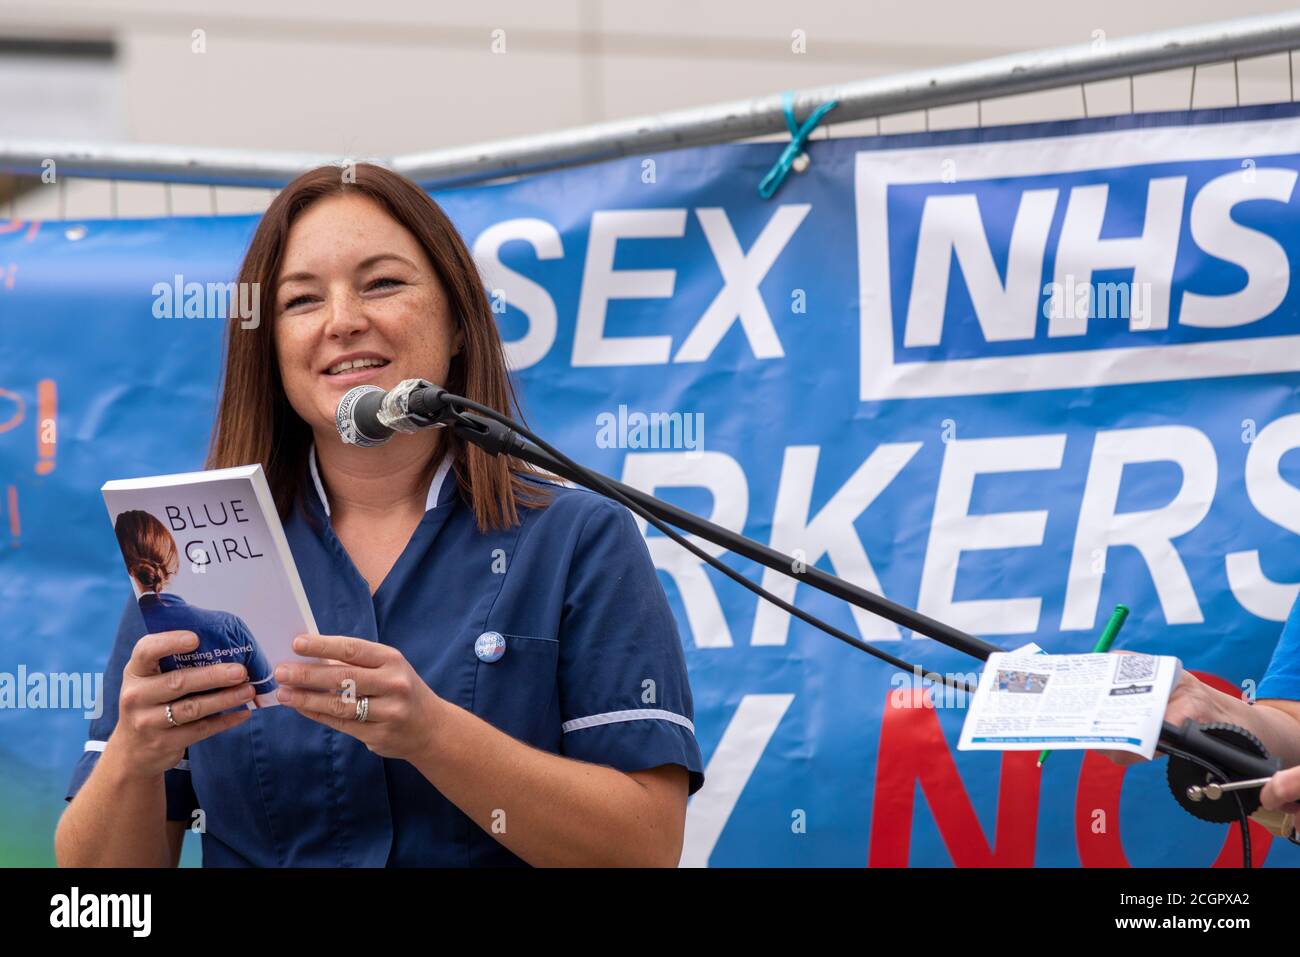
[309,443,452,517]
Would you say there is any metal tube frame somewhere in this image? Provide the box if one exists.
[0,11,1297,190]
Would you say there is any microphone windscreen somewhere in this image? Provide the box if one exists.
[336,385,391,447]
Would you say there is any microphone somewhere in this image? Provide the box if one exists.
[335,379,452,447]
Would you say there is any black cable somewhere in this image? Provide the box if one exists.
[443,396,978,694]
[432,389,1266,865]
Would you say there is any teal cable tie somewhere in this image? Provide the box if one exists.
[758,90,838,199]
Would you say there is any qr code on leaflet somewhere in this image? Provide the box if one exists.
[1114,654,1157,683]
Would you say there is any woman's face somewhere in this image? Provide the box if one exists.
[273,192,462,435]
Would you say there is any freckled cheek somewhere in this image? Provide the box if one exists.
[376,300,443,367]
[410,331,451,379]
[273,326,319,399]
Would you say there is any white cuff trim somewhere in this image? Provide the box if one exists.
[84,738,189,771]
[561,708,695,735]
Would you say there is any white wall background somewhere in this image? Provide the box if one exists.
[0,0,1297,217]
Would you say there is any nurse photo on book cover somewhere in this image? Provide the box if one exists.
[57,162,704,868]
[113,509,279,709]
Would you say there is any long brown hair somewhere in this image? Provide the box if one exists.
[206,163,547,530]
[114,510,179,593]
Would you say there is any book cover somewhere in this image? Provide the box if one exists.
[102,464,319,709]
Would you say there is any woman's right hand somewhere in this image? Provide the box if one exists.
[106,629,255,779]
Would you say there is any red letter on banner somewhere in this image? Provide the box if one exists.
[868,688,1041,866]
[1075,670,1272,867]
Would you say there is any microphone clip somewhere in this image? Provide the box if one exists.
[376,378,447,434]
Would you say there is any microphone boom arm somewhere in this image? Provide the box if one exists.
[393,392,1287,843]
[448,408,1001,662]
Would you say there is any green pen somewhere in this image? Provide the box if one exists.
[1037,603,1130,769]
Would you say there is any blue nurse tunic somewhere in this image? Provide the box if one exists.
[66,449,705,866]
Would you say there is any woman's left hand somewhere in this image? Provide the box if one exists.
[275,634,441,762]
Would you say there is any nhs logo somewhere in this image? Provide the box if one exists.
[856,114,1300,399]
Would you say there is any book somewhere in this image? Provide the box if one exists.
[101,464,318,709]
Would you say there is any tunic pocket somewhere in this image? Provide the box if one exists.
[468,633,562,752]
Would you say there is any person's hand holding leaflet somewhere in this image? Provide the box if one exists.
[1102,651,1300,770]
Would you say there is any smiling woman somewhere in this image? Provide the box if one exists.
[56,163,705,869]
[209,165,547,531]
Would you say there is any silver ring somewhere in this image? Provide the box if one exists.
[165,703,180,728]
[355,696,369,723]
